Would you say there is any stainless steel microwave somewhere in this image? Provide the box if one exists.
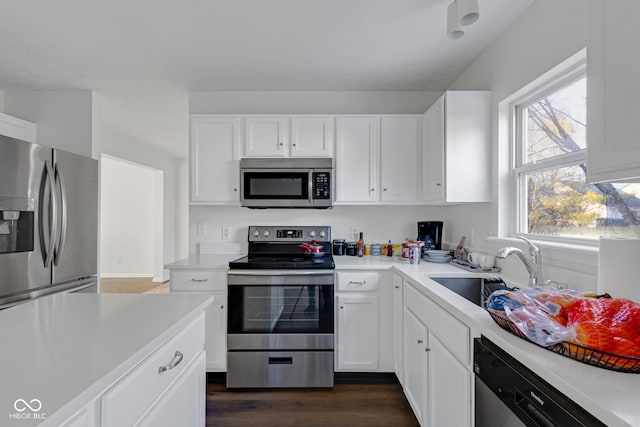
[240,158,334,209]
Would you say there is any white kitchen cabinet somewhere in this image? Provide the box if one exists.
[336,293,379,371]
[170,269,227,372]
[289,116,334,157]
[402,279,473,427]
[422,91,491,203]
[190,115,241,204]
[335,115,421,204]
[335,270,392,372]
[137,351,206,427]
[380,116,421,203]
[244,115,288,157]
[587,0,640,183]
[0,112,37,142]
[335,116,379,203]
[392,272,404,383]
[59,402,98,427]
[101,313,205,427]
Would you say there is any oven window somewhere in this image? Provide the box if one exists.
[243,172,309,199]
[228,284,334,333]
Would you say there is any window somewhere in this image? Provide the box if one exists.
[512,58,640,241]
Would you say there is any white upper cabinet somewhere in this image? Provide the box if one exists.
[335,115,421,204]
[289,116,334,157]
[243,115,333,157]
[422,91,491,203]
[244,115,289,157]
[190,115,241,204]
[335,116,379,203]
[380,116,421,203]
[0,112,37,143]
[587,0,640,183]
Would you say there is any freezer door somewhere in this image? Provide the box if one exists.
[0,136,52,297]
[52,149,98,285]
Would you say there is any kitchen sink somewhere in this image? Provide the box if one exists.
[428,276,508,307]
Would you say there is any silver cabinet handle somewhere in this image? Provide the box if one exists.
[348,280,366,286]
[158,351,184,373]
[394,285,400,289]
[191,278,209,283]
[425,348,431,352]
[417,340,423,344]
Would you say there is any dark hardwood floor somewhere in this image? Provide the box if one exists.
[206,381,419,427]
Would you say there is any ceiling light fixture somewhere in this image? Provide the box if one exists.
[457,0,480,26]
[446,1,465,40]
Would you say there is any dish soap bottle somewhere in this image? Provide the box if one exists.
[357,232,364,257]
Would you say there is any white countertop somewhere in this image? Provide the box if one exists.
[336,255,640,427]
[164,254,243,270]
[0,293,213,427]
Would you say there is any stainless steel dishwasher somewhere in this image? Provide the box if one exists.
[474,337,606,427]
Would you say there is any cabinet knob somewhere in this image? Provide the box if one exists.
[417,340,423,344]
[233,188,238,192]
[383,188,388,192]
[370,188,375,192]
[425,348,431,352]
[292,143,297,147]
[340,306,344,309]
[436,183,442,187]
[220,305,224,309]
[279,142,284,146]
[395,285,400,289]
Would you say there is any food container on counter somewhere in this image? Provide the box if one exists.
[364,244,371,256]
[345,241,358,256]
[402,242,410,258]
[371,243,382,256]
[332,239,345,256]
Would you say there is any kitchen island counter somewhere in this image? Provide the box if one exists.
[0,293,212,426]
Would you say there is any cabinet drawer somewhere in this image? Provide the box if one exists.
[404,281,470,365]
[336,271,379,292]
[170,270,226,292]
[101,313,205,427]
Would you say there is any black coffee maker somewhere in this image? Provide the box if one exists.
[417,221,443,250]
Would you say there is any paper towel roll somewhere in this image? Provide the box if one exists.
[598,237,640,302]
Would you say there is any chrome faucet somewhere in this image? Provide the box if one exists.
[495,236,541,287]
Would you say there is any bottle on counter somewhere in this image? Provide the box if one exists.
[386,240,393,257]
[357,232,365,257]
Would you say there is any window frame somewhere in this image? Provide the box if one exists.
[509,54,595,246]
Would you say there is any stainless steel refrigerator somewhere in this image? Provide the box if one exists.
[0,134,98,307]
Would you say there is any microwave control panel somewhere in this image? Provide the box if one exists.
[312,172,331,199]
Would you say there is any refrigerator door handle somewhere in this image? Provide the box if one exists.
[53,162,68,266]
[39,160,58,268]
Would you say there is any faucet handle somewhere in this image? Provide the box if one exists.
[517,236,540,257]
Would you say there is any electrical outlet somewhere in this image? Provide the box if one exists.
[197,222,207,236]
[350,226,358,240]
[469,229,475,245]
[222,225,230,240]
[116,257,123,265]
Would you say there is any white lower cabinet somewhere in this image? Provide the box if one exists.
[402,278,473,427]
[335,270,393,372]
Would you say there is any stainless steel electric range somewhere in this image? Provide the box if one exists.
[226,225,335,388]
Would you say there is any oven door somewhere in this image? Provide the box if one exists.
[227,271,334,350]
[240,169,312,208]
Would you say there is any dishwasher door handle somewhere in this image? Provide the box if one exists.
[514,389,555,427]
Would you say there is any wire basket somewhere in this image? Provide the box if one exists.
[487,310,640,373]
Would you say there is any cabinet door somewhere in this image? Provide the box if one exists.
[427,334,472,427]
[190,116,240,204]
[0,112,37,143]
[336,293,379,371]
[137,351,206,427]
[335,116,379,203]
[290,116,334,157]
[380,116,421,203]
[392,273,404,383]
[422,97,445,202]
[403,307,428,424]
[206,295,227,372]
[587,0,640,182]
[244,116,288,157]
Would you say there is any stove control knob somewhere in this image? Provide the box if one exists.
[253,230,260,237]
[309,230,316,238]
[319,231,326,238]
[263,230,270,237]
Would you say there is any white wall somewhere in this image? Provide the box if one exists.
[188,90,444,256]
[190,205,446,256]
[92,91,189,280]
[100,156,161,278]
[442,0,596,291]
[3,90,93,157]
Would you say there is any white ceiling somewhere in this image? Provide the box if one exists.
[0,0,533,92]
[0,0,533,158]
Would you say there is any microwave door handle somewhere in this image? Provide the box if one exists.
[53,163,68,266]
[308,173,313,206]
[39,161,58,268]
